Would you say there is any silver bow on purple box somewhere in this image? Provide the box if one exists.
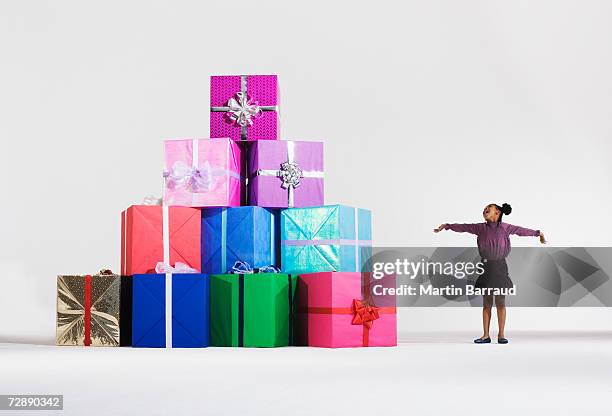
[255,141,324,207]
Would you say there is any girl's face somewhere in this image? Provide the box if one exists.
[483,204,500,222]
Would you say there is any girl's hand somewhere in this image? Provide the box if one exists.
[433,224,447,233]
[539,233,547,244]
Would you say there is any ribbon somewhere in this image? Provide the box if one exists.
[253,141,324,207]
[229,260,280,274]
[281,239,372,247]
[238,275,244,347]
[210,75,278,141]
[231,261,253,274]
[81,270,116,347]
[354,208,359,272]
[84,275,92,346]
[162,205,172,349]
[270,211,275,266]
[288,275,294,345]
[155,262,198,274]
[164,161,242,193]
[165,273,172,349]
[142,195,162,206]
[121,210,128,274]
[221,208,227,272]
[164,160,215,193]
[300,302,394,347]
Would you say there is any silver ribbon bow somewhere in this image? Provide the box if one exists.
[279,162,303,189]
[255,141,324,207]
[155,262,199,274]
[142,195,162,206]
[227,92,261,127]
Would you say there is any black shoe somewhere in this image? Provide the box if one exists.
[474,337,491,344]
[498,338,509,344]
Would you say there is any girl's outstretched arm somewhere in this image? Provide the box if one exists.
[506,224,547,244]
[506,224,540,237]
[434,223,481,235]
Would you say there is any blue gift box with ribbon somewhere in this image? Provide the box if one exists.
[280,205,372,274]
[201,207,278,275]
[132,273,209,348]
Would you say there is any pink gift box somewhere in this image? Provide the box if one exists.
[296,272,397,348]
[210,75,279,141]
[163,138,241,207]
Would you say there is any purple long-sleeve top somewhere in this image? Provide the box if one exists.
[445,222,540,260]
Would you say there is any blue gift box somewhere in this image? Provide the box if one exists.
[201,207,277,274]
[280,205,372,274]
[132,273,209,348]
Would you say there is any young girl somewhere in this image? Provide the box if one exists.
[434,203,546,344]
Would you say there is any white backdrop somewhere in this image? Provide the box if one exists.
[1,0,612,342]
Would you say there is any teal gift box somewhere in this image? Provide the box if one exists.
[280,205,372,274]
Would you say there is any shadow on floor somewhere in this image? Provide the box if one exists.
[0,336,55,346]
[398,330,612,344]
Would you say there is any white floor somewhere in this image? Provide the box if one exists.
[1,331,611,416]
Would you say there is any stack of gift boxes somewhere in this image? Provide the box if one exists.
[56,74,397,349]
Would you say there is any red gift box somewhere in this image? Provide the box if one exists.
[121,205,201,275]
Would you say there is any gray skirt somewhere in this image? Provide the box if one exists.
[475,258,513,290]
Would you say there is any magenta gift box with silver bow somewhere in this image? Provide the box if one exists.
[210,75,279,141]
[163,138,242,207]
[247,140,324,208]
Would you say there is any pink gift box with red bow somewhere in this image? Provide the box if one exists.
[210,75,279,141]
[295,272,397,348]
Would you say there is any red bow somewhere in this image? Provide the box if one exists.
[351,299,380,329]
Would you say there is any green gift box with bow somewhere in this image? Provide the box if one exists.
[210,270,296,347]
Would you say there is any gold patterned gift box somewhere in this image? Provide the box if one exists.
[56,270,132,346]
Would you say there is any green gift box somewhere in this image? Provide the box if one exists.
[210,272,296,347]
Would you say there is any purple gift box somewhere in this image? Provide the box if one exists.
[248,140,324,208]
[210,75,279,142]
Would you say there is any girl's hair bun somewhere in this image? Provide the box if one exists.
[500,203,512,215]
